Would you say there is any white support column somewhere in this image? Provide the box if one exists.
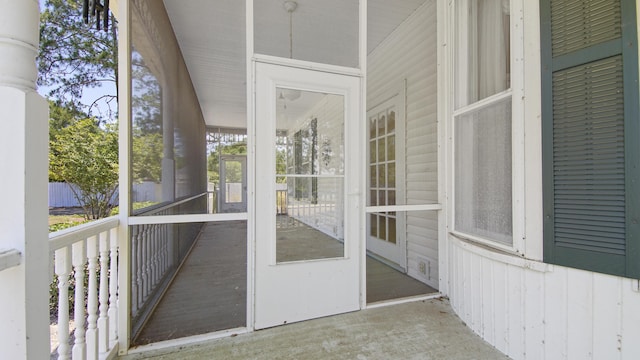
[0,0,50,359]
[117,0,132,352]
[161,86,175,203]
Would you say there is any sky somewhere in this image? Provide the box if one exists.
[37,0,118,122]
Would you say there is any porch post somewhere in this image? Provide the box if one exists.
[161,85,175,202]
[0,0,50,359]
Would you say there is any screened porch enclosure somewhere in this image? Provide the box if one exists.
[122,0,440,348]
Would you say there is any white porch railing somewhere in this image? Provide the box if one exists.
[49,216,120,360]
[130,207,174,332]
[129,193,207,339]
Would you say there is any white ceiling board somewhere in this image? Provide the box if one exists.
[367,0,428,54]
[164,0,247,129]
[163,0,427,129]
[254,0,360,68]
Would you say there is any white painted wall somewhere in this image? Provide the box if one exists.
[442,1,640,359]
[367,0,439,287]
[448,237,640,360]
[0,1,50,358]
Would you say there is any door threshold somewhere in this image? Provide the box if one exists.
[366,292,442,309]
[126,327,249,356]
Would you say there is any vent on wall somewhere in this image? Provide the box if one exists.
[415,256,434,282]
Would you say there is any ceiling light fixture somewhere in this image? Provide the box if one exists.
[279,0,301,102]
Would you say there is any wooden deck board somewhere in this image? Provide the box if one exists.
[366,257,436,303]
[135,218,437,345]
[134,221,247,345]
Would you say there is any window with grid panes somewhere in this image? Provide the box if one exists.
[369,108,397,244]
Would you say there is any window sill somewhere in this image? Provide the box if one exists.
[449,232,551,273]
[452,88,512,118]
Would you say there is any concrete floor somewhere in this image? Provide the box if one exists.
[121,299,509,360]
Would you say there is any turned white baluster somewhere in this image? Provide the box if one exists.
[71,241,86,360]
[151,224,156,293]
[55,247,72,360]
[108,227,118,345]
[158,225,164,278]
[157,225,163,282]
[169,223,175,269]
[151,224,158,286]
[98,231,109,353]
[157,224,164,281]
[162,224,168,275]
[140,224,148,306]
[144,224,152,298]
[86,235,99,359]
[139,226,146,311]
[130,226,138,316]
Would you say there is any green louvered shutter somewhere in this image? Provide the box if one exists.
[541,0,640,278]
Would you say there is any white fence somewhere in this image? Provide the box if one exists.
[49,182,161,207]
[49,216,120,360]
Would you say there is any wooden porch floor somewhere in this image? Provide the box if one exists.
[133,218,436,346]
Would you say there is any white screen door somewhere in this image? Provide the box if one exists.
[254,62,361,329]
[219,155,247,213]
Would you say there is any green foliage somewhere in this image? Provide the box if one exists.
[223,161,243,183]
[131,51,162,134]
[49,264,104,319]
[109,201,158,216]
[50,118,119,220]
[207,142,247,184]
[48,100,86,138]
[49,220,86,233]
[130,50,163,183]
[132,131,163,182]
[39,0,118,120]
[276,148,287,184]
[48,101,89,182]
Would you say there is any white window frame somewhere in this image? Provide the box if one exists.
[446,0,525,255]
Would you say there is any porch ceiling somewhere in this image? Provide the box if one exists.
[163,0,427,129]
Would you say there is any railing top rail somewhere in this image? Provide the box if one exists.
[0,249,21,272]
[133,192,208,216]
[49,216,119,252]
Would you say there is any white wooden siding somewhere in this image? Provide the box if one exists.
[367,0,439,288]
[448,236,640,360]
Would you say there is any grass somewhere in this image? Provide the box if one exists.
[49,214,87,232]
[48,201,157,233]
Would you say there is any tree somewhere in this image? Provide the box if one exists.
[50,117,119,220]
[132,131,163,182]
[130,50,163,184]
[48,100,88,182]
[207,142,247,185]
[38,0,118,121]
[40,2,120,220]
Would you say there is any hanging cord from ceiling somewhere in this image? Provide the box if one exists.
[283,1,298,59]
